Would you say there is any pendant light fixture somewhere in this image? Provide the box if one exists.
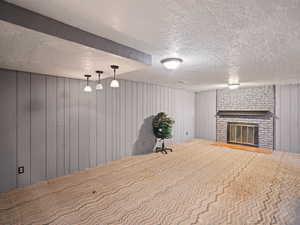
[161,58,183,70]
[95,70,104,90]
[84,74,92,92]
[110,65,119,88]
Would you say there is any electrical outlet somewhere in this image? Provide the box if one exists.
[18,166,24,174]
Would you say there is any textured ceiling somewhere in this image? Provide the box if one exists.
[0,20,147,80]
[5,0,300,90]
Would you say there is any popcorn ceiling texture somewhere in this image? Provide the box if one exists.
[217,86,275,149]
[5,0,300,91]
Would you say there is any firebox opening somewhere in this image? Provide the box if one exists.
[227,122,259,147]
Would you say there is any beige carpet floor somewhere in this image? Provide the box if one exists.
[0,139,300,225]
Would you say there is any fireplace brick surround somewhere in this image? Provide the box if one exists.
[216,86,275,149]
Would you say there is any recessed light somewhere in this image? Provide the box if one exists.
[161,58,183,70]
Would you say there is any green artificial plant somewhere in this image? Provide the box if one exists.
[152,112,175,139]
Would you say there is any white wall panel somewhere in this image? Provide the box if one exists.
[64,79,70,174]
[105,80,113,162]
[69,79,79,172]
[276,84,300,153]
[0,69,17,192]
[78,80,90,170]
[56,78,65,176]
[195,90,217,141]
[120,80,126,158]
[16,72,30,187]
[96,79,106,165]
[89,81,97,168]
[46,76,57,179]
[30,74,46,184]
[125,80,133,156]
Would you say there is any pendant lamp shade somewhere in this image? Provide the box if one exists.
[84,74,92,92]
[110,79,119,88]
[95,70,104,90]
[110,65,120,88]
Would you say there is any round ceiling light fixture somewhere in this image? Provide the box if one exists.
[228,83,240,90]
[160,58,183,70]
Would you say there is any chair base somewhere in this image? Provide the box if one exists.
[155,147,172,154]
[155,139,172,154]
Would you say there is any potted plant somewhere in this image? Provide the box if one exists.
[152,112,175,154]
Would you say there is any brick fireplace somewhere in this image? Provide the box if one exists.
[216,86,275,149]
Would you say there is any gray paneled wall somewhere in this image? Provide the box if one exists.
[275,84,300,153]
[0,68,195,192]
[0,71,16,192]
[195,90,216,141]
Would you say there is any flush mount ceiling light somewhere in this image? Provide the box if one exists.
[160,58,183,70]
[228,83,240,90]
[84,74,92,92]
[95,70,104,90]
[110,65,120,88]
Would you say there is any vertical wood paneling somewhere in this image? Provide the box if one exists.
[137,82,143,145]
[96,79,106,165]
[132,82,138,152]
[115,83,121,160]
[30,74,46,184]
[275,85,281,150]
[157,85,161,113]
[159,86,163,111]
[164,87,168,113]
[125,80,132,156]
[46,76,57,179]
[290,86,298,153]
[149,84,154,115]
[0,69,17,192]
[145,84,150,117]
[144,83,149,117]
[106,79,113,162]
[69,79,79,172]
[89,82,97,168]
[111,83,116,160]
[281,86,290,151]
[64,79,70,174]
[276,84,300,153]
[56,78,65,176]
[16,72,30,187]
[78,80,90,170]
[171,88,176,143]
[120,80,126,158]
[298,86,300,152]
[0,68,197,192]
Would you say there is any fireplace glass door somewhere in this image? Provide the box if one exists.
[227,122,258,147]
